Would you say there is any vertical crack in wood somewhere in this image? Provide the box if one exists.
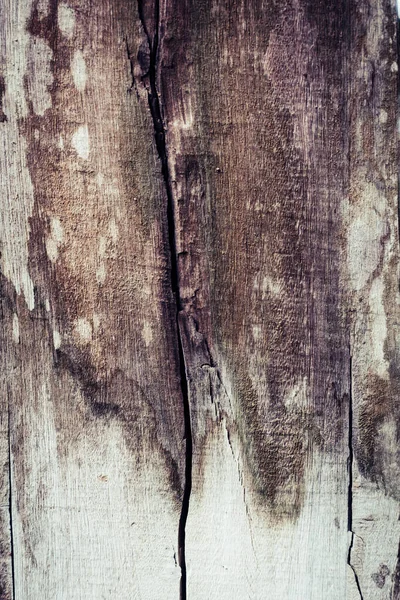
[393,14,400,600]
[392,537,400,599]
[347,355,364,600]
[8,399,15,600]
[347,354,354,534]
[137,1,192,598]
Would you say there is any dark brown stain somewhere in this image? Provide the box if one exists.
[159,0,350,517]
[8,0,186,517]
[357,375,391,482]
[371,563,390,589]
[355,368,400,503]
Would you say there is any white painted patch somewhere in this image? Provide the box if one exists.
[75,318,92,343]
[391,61,398,73]
[12,314,20,344]
[71,50,87,92]
[59,135,64,150]
[379,109,388,125]
[53,330,61,350]
[27,38,53,116]
[251,324,262,341]
[51,217,64,244]
[46,217,64,263]
[45,299,50,312]
[72,125,90,160]
[58,3,76,38]
[96,173,104,187]
[142,321,153,346]
[45,238,59,263]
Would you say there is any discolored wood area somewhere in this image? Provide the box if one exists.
[0,0,398,599]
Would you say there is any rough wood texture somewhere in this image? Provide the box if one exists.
[0,0,398,598]
[1,1,185,598]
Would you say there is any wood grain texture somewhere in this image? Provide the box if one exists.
[157,0,398,598]
[0,1,185,598]
[159,0,350,597]
[0,0,398,598]
[347,1,400,598]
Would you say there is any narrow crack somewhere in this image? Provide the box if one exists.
[8,400,15,600]
[347,354,353,534]
[347,354,364,600]
[136,2,192,598]
[393,536,400,600]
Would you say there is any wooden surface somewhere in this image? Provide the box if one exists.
[0,0,398,598]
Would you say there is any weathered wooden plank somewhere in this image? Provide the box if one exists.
[347,1,400,598]
[1,0,398,597]
[0,1,185,598]
[157,0,399,598]
[159,0,351,597]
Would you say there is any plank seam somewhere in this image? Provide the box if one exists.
[135,2,193,598]
[347,355,364,599]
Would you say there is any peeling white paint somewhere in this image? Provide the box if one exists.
[71,50,87,93]
[75,318,92,343]
[27,38,53,116]
[12,314,20,344]
[59,135,64,150]
[72,125,90,160]
[58,3,76,38]
[53,330,61,350]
